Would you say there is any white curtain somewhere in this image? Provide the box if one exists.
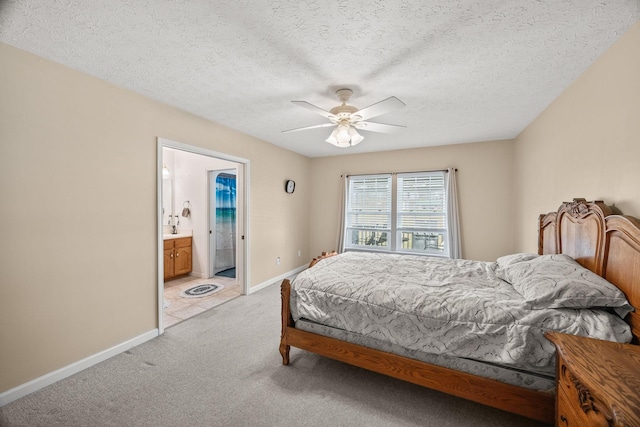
[445,168,462,259]
[337,175,347,253]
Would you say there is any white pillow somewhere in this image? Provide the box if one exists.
[496,253,633,317]
[496,253,539,269]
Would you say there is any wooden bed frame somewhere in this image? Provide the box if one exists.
[279,199,640,424]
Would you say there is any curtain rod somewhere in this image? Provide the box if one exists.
[342,168,457,178]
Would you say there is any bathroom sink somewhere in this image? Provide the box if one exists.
[163,233,192,240]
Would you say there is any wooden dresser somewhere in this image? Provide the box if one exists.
[545,332,640,426]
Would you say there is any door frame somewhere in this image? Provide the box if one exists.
[157,137,250,334]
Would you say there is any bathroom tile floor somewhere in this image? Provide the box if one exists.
[163,275,241,328]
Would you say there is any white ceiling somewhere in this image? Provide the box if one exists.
[1,1,638,157]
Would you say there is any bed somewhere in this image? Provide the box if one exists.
[279,199,640,423]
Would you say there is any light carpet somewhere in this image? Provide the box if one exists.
[0,280,547,427]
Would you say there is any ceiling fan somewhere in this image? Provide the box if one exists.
[283,88,406,148]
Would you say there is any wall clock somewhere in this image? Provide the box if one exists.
[285,180,295,194]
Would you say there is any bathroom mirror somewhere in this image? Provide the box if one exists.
[162,178,173,228]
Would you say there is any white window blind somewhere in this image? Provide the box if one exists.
[345,175,391,249]
[344,171,449,256]
[397,172,447,255]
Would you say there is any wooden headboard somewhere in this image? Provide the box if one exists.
[539,198,640,343]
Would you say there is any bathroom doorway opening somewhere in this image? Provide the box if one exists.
[157,138,249,334]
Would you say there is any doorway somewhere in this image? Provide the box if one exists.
[209,170,237,279]
[157,138,249,333]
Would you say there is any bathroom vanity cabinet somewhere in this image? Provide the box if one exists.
[164,236,192,280]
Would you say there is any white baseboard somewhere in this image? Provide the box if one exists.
[0,329,158,407]
[248,264,307,294]
[1,265,306,406]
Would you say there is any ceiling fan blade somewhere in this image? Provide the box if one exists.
[291,101,337,120]
[354,96,405,121]
[353,121,406,133]
[282,122,336,133]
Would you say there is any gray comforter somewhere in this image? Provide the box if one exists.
[290,252,632,375]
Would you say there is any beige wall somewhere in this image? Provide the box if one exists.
[513,21,640,253]
[0,43,310,392]
[309,139,515,262]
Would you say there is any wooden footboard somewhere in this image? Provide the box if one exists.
[279,279,294,365]
[280,279,554,424]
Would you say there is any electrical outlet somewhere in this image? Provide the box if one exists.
[298,250,301,257]
[276,257,280,265]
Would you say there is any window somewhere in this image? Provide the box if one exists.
[344,171,449,257]
[396,172,447,255]
[345,174,392,249]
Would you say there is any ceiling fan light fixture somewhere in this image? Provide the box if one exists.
[325,128,339,146]
[325,125,364,147]
[336,125,351,145]
[348,127,364,146]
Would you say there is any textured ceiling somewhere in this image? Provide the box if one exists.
[1,1,638,157]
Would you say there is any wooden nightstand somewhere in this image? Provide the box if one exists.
[545,332,640,426]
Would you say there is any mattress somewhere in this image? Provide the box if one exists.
[295,319,555,391]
